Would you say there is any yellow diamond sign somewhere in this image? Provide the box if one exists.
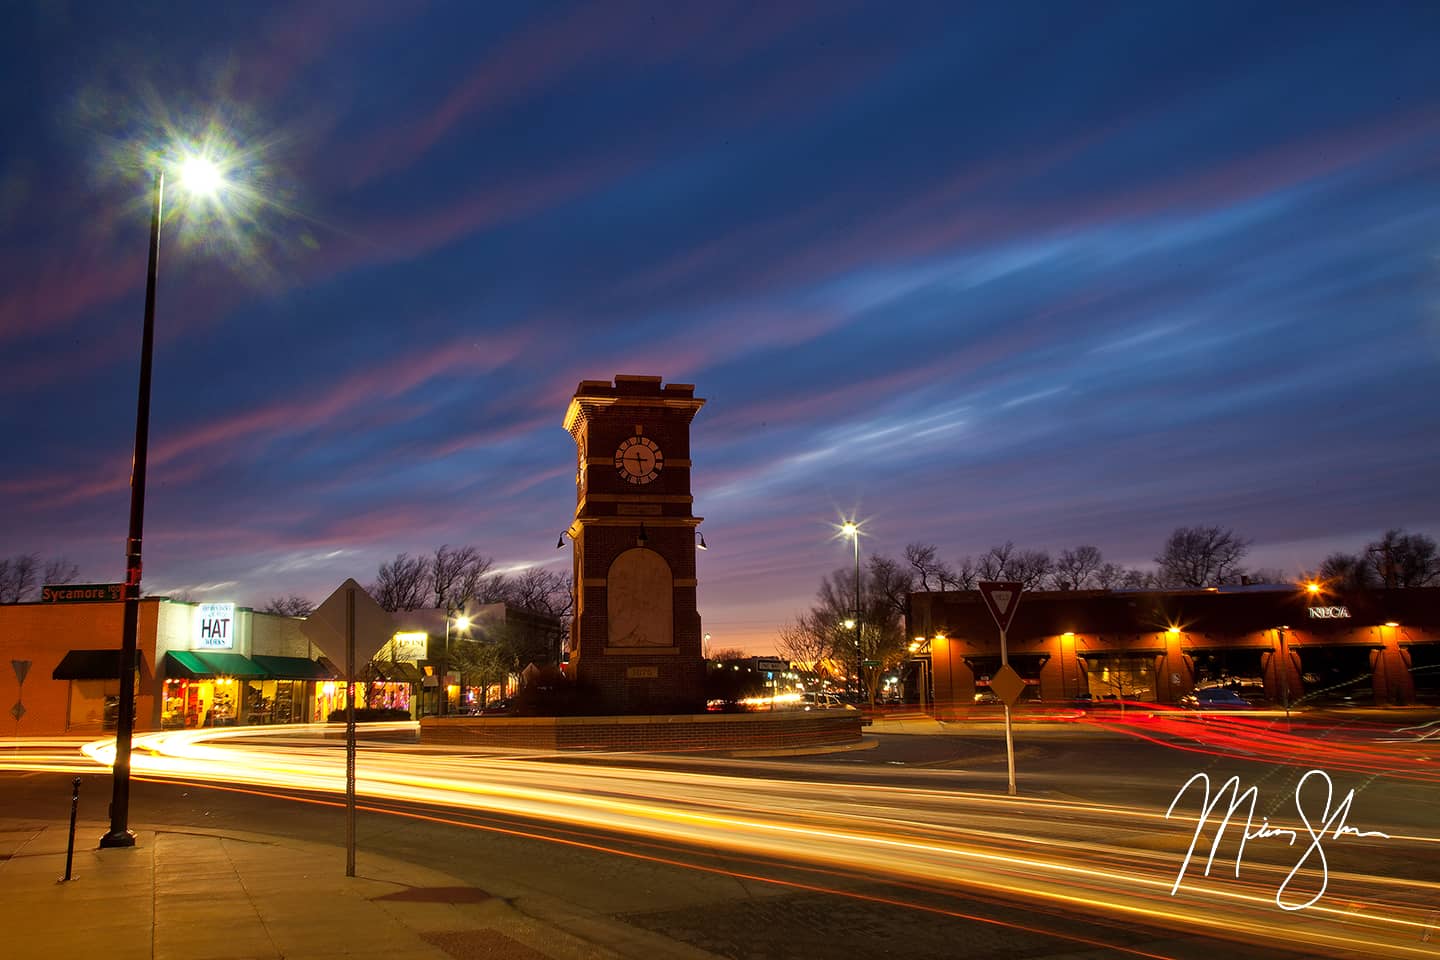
[989,664,1027,707]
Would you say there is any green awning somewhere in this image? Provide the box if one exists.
[197,653,268,678]
[163,651,268,679]
[53,649,142,680]
[251,655,336,680]
[164,651,212,679]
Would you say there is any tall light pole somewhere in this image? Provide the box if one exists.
[444,613,470,714]
[101,154,225,849]
[842,521,862,703]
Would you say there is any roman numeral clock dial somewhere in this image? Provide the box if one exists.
[614,435,663,484]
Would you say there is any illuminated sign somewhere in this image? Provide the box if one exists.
[194,603,236,649]
[1307,606,1350,620]
[390,632,428,661]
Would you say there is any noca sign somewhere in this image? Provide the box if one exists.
[1307,606,1351,620]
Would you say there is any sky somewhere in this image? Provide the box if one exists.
[1,1,1438,653]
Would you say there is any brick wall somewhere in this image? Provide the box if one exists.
[421,709,863,753]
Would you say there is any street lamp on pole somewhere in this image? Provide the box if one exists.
[443,613,471,715]
[102,151,227,849]
[841,520,862,703]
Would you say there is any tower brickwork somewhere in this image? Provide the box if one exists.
[562,375,705,713]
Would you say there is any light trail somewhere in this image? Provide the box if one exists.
[3,724,1435,958]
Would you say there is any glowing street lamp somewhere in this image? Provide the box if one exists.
[838,520,862,702]
[101,150,228,849]
[442,613,472,716]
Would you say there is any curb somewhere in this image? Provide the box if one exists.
[726,737,879,759]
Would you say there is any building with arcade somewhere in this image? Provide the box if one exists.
[908,585,1440,712]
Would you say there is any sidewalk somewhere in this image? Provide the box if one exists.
[0,819,723,960]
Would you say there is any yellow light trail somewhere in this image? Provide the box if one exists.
[1,725,1434,959]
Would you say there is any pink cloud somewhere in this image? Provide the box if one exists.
[335,3,847,187]
[8,332,529,513]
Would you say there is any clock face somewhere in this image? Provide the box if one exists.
[614,435,663,484]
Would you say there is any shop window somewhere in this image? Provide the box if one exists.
[1189,649,1265,696]
[1297,645,1374,704]
[1083,657,1157,702]
[1408,645,1440,699]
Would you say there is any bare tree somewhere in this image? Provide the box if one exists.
[809,558,912,704]
[262,595,315,617]
[868,555,913,622]
[1318,551,1376,590]
[975,542,1051,589]
[1245,568,1289,585]
[977,542,1015,581]
[707,647,749,663]
[1156,526,1251,587]
[776,612,837,667]
[939,556,979,591]
[430,545,496,611]
[43,557,80,588]
[1362,529,1440,588]
[1119,568,1159,590]
[1008,550,1054,590]
[500,567,573,619]
[1051,545,1103,590]
[905,543,954,592]
[370,552,431,611]
[498,566,573,662]
[1093,562,1126,590]
[0,553,40,603]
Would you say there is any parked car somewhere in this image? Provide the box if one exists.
[476,698,514,716]
[1179,687,1251,710]
[802,692,843,710]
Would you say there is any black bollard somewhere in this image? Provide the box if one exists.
[61,776,80,882]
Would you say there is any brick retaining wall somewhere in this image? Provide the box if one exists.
[420,708,863,753]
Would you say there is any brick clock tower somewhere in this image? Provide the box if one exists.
[562,376,706,713]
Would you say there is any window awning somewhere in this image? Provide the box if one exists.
[201,653,268,677]
[52,649,142,680]
[251,655,337,680]
[163,651,268,679]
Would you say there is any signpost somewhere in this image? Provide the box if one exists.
[978,581,1024,796]
[11,659,31,736]
[300,579,393,878]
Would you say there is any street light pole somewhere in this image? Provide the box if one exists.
[442,611,451,717]
[842,522,862,703]
[101,169,164,849]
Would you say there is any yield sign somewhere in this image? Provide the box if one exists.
[300,579,395,675]
[11,660,31,685]
[978,581,1024,633]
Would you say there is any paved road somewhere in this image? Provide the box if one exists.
[3,722,1437,959]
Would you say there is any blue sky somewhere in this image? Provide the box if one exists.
[2,1,1437,651]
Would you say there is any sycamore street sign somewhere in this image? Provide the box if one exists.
[41,583,123,603]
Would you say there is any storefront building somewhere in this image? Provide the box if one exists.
[908,586,1440,713]
[1,593,564,735]
[0,597,340,736]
